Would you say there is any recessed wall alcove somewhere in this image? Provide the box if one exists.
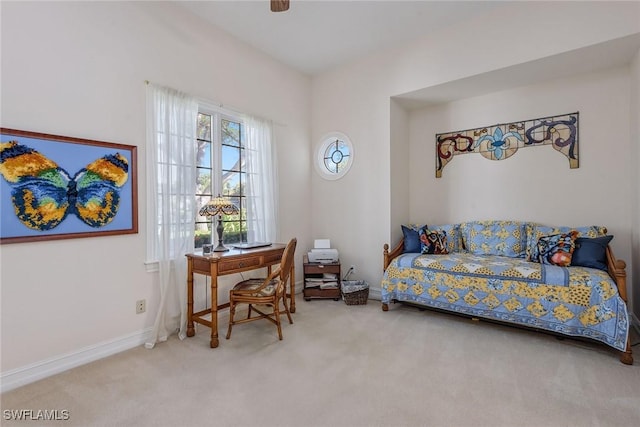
[389,33,640,319]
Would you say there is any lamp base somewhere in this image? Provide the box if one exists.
[214,217,228,251]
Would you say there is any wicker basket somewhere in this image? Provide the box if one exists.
[341,280,369,305]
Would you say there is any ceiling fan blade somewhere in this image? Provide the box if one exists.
[271,0,290,12]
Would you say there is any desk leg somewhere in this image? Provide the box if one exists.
[186,258,195,337]
[290,264,296,313]
[210,264,219,348]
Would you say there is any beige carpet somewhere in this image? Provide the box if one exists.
[2,296,639,427]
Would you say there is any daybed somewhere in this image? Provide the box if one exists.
[382,220,633,364]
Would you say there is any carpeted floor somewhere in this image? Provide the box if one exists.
[2,296,639,427]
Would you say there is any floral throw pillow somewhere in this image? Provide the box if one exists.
[429,223,461,253]
[526,224,606,261]
[460,220,526,258]
[536,231,578,266]
[419,227,448,255]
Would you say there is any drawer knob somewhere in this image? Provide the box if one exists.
[239,262,245,267]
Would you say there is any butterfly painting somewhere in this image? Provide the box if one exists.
[0,129,137,244]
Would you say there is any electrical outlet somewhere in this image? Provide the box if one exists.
[136,299,146,314]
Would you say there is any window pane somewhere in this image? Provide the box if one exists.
[194,221,212,248]
[222,171,242,196]
[198,113,212,141]
[197,141,211,168]
[196,168,212,195]
[222,119,241,147]
[222,145,240,171]
[324,140,350,174]
[324,158,338,173]
[222,220,245,244]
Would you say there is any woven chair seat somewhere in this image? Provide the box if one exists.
[226,238,297,341]
[232,278,278,297]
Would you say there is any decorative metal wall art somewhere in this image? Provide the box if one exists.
[435,112,579,177]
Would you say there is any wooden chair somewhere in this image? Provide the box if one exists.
[226,238,297,340]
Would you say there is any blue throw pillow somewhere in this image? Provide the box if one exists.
[571,235,613,271]
[402,225,423,253]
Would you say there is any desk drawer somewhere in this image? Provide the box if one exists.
[192,258,212,273]
[263,252,283,264]
[218,256,262,273]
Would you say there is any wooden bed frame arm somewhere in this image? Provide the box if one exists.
[383,238,405,271]
[606,245,628,303]
[605,244,633,365]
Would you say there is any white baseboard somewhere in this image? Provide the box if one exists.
[1,327,152,393]
[368,285,381,301]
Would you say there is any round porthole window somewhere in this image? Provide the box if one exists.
[315,132,354,180]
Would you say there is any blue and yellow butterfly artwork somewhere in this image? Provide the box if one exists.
[0,129,135,242]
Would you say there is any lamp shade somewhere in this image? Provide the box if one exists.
[199,195,240,217]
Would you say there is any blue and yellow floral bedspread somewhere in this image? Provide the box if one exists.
[382,252,628,351]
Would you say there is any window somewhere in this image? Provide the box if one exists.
[195,110,247,248]
[146,84,277,271]
[315,131,354,180]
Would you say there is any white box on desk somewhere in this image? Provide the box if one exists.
[314,239,331,249]
[307,248,339,263]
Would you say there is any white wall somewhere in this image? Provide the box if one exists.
[0,1,311,381]
[408,68,633,290]
[311,2,640,302]
[631,49,640,322]
[389,99,410,246]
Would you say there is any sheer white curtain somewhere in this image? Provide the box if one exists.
[145,83,198,349]
[243,115,278,242]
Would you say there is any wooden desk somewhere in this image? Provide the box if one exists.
[185,243,295,348]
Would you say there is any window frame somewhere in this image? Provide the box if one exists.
[314,131,354,180]
[195,106,247,249]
